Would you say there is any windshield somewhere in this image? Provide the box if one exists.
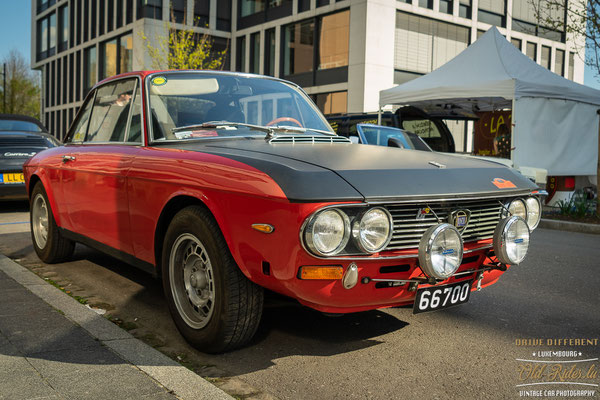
[147,72,333,141]
[358,125,432,151]
[0,119,43,132]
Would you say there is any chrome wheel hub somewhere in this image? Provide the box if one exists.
[169,234,215,329]
[32,194,49,249]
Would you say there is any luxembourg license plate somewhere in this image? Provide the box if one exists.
[413,280,473,314]
[0,173,25,184]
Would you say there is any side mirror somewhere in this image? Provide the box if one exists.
[349,136,359,144]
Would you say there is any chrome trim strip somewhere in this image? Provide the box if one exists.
[365,190,535,204]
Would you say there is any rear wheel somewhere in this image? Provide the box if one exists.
[30,182,75,263]
[162,206,263,353]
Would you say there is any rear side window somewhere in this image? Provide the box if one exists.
[86,79,137,143]
[0,120,42,132]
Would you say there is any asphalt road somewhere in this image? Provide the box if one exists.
[1,200,599,399]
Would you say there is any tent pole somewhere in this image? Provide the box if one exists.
[377,107,382,125]
[510,98,515,163]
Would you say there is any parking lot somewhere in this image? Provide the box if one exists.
[1,200,599,399]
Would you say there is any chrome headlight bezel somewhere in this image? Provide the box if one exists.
[303,208,351,257]
[493,216,530,265]
[352,207,394,254]
[525,196,542,230]
[418,223,464,280]
[502,198,528,221]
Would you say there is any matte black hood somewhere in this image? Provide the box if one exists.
[161,138,537,202]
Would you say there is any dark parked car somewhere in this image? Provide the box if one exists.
[0,114,59,200]
[25,71,543,353]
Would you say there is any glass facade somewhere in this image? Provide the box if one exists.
[194,0,210,26]
[283,20,314,76]
[237,36,246,71]
[102,39,118,79]
[250,32,260,73]
[264,28,276,76]
[526,42,537,61]
[555,49,565,76]
[137,0,162,20]
[569,52,575,81]
[511,38,522,50]
[241,0,266,18]
[120,35,133,74]
[84,46,97,94]
[314,91,347,115]
[318,10,349,70]
[541,45,551,69]
[171,0,186,23]
[58,5,68,51]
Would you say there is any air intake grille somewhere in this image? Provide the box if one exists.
[385,199,504,251]
[269,135,351,144]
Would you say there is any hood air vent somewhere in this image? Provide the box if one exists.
[269,135,352,144]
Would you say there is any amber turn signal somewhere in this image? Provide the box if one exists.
[251,224,274,233]
[299,266,343,280]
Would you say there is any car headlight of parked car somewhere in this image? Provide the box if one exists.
[493,216,530,265]
[503,197,541,230]
[303,208,351,256]
[418,223,464,280]
[352,207,393,253]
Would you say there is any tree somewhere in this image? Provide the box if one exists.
[140,11,228,70]
[0,49,41,118]
[529,0,599,75]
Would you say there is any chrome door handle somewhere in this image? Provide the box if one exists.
[62,155,76,163]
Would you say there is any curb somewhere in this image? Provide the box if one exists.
[0,254,233,400]
[538,218,600,235]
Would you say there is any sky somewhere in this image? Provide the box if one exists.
[1,1,600,89]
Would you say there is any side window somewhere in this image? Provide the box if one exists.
[86,79,136,143]
[68,94,94,143]
[127,85,143,143]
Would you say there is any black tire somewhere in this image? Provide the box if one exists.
[30,182,75,263]
[161,206,263,353]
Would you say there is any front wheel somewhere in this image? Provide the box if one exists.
[162,206,263,353]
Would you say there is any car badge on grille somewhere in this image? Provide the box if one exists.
[416,207,431,220]
[449,209,471,233]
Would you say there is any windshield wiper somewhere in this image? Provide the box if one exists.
[171,121,336,140]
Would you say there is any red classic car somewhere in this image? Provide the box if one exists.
[24,71,543,353]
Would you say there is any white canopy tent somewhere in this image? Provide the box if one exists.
[379,27,600,177]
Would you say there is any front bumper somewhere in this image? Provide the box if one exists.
[282,243,505,314]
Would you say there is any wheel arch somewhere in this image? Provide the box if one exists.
[28,172,63,227]
[153,194,243,279]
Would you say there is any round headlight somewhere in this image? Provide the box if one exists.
[493,216,530,265]
[525,196,541,230]
[418,224,464,280]
[505,199,527,220]
[304,209,350,256]
[352,207,393,253]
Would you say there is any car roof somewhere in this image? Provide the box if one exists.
[0,113,47,132]
[94,70,304,91]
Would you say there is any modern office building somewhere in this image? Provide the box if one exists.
[31,0,585,140]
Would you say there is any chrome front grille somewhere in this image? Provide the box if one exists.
[385,199,504,251]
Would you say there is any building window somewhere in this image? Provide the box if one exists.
[37,0,56,14]
[555,49,565,76]
[58,5,68,52]
[283,20,314,76]
[171,0,186,23]
[419,0,433,10]
[62,55,68,104]
[84,46,97,94]
[126,0,134,24]
[282,11,350,86]
[541,45,551,69]
[568,52,575,80]
[395,11,470,75]
[511,38,522,50]
[194,0,209,26]
[318,10,349,70]
[478,0,505,27]
[116,0,124,28]
[394,69,422,85]
[99,0,106,36]
[439,0,453,14]
[459,0,471,18]
[298,0,310,13]
[249,32,260,73]
[100,33,134,79]
[91,0,97,39]
[317,0,329,7]
[36,13,57,60]
[264,28,276,76]
[526,42,536,61]
[107,0,114,32]
[76,0,82,45]
[314,91,347,115]
[512,0,565,42]
[237,36,246,72]
[84,0,90,42]
[137,0,162,20]
[217,0,232,30]
[241,0,265,18]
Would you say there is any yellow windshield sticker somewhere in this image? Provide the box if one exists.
[151,76,167,86]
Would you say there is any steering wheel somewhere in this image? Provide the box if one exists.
[266,117,303,128]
